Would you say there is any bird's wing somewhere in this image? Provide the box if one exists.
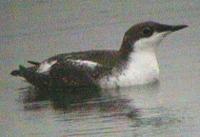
[11,50,119,88]
[46,50,119,68]
[45,50,119,84]
[48,58,111,87]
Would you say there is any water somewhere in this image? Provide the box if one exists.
[1,0,200,136]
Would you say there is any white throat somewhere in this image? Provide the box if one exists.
[134,32,169,51]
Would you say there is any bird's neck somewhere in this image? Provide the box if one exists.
[118,36,159,76]
[128,48,158,67]
[126,48,160,80]
[119,35,134,60]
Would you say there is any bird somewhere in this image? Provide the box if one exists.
[11,21,188,89]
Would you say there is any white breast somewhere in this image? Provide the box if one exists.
[99,50,159,89]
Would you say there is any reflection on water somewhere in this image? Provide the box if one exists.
[13,82,183,137]
[18,81,178,131]
[20,85,136,116]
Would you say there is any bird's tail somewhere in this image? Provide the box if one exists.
[10,69,21,76]
[11,65,50,89]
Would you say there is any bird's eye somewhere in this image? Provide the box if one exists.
[142,27,153,36]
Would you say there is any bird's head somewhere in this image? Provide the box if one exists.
[120,21,188,53]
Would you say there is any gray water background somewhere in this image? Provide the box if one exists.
[0,0,200,137]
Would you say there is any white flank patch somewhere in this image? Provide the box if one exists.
[37,60,57,73]
[67,59,101,69]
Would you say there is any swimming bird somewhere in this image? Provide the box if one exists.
[11,21,187,89]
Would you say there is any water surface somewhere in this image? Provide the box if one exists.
[1,0,200,137]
